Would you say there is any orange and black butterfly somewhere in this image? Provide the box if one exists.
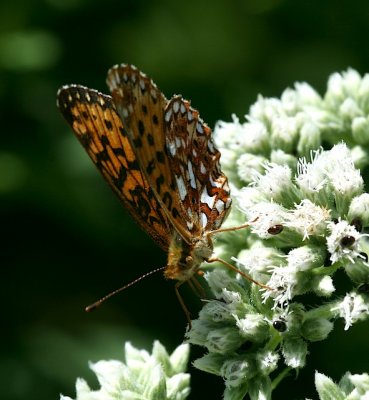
[57,64,240,318]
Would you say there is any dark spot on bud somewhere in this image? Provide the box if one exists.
[273,319,287,332]
[238,341,252,353]
[152,114,159,125]
[359,252,368,262]
[268,224,284,235]
[358,283,369,293]
[351,218,363,232]
[340,235,356,247]
[324,253,333,267]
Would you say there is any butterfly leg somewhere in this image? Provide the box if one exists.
[175,281,192,328]
[188,275,207,299]
[206,257,272,289]
[208,222,251,236]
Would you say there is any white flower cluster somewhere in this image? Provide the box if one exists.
[187,69,369,400]
[314,371,369,399]
[61,341,190,400]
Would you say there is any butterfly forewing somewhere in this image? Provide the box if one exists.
[106,65,192,242]
[57,85,171,250]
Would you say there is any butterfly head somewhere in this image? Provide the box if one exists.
[164,232,213,282]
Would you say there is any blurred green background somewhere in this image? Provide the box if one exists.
[2,0,369,399]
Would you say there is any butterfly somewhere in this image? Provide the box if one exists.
[57,64,258,319]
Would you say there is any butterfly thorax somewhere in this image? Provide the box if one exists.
[164,232,213,282]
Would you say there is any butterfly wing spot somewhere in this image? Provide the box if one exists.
[139,79,146,92]
[215,199,225,213]
[138,120,145,135]
[201,212,208,228]
[180,103,186,114]
[165,109,172,123]
[175,175,187,201]
[167,140,176,156]
[147,133,154,146]
[173,101,180,113]
[187,160,196,189]
[201,187,214,209]
[196,122,204,134]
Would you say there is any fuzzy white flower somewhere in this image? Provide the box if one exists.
[296,150,328,195]
[315,275,335,297]
[213,115,244,149]
[234,245,284,275]
[326,219,362,264]
[331,292,369,330]
[245,201,288,239]
[240,119,270,152]
[253,163,293,201]
[285,199,330,240]
[261,265,297,308]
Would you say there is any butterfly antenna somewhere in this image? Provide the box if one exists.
[85,266,166,312]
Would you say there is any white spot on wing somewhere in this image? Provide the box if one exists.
[139,79,145,90]
[201,212,208,228]
[197,122,204,134]
[187,221,194,230]
[209,175,222,188]
[122,107,129,118]
[175,137,181,148]
[188,161,196,189]
[85,93,91,102]
[173,101,179,113]
[180,103,186,114]
[201,187,214,208]
[150,88,157,100]
[215,199,225,214]
[165,109,172,122]
[200,162,206,174]
[167,140,176,156]
[175,175,187,201]
[187,111,193,121]
[187,207,193,218]
[208,140,215,152]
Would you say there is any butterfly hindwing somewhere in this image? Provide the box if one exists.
[164,96,232,233]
